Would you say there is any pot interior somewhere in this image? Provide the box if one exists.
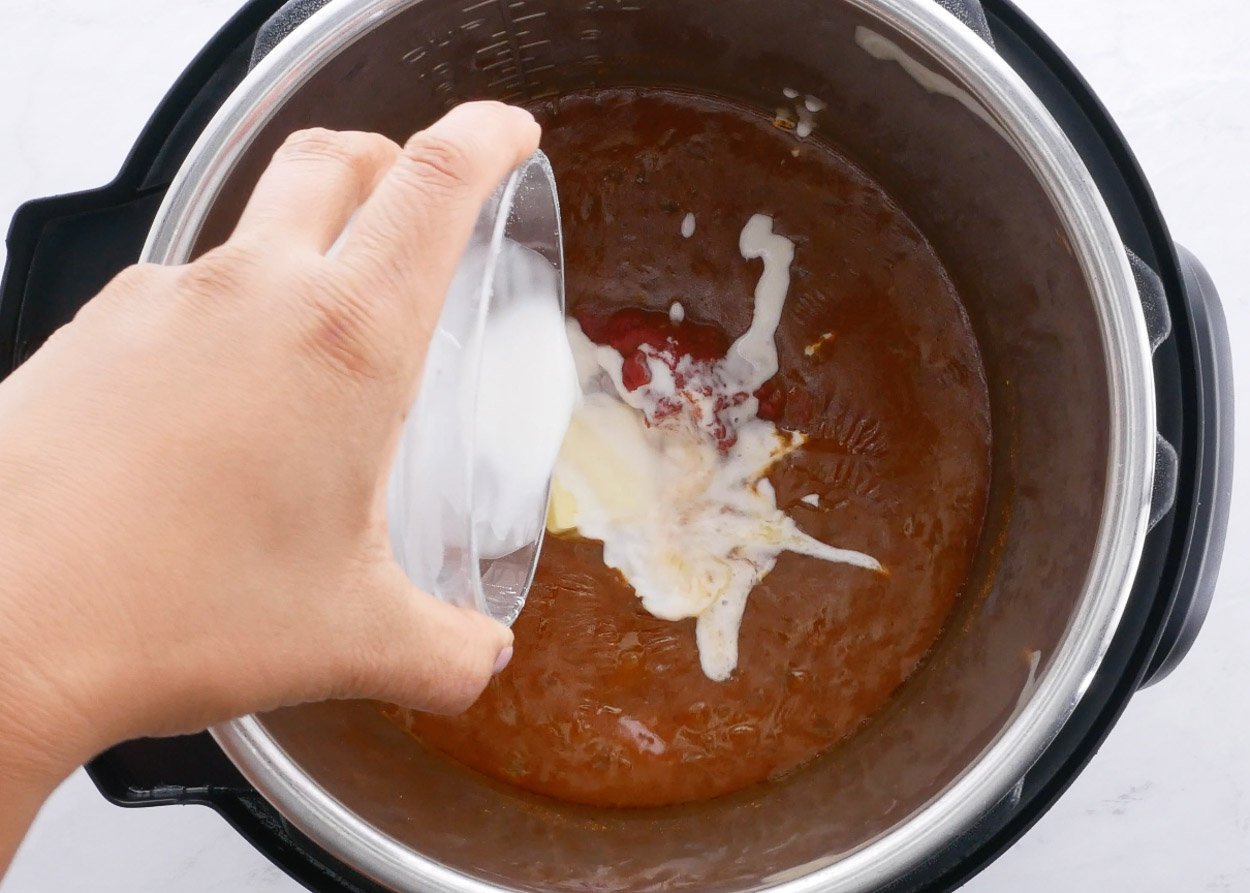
[193,1,1111,889]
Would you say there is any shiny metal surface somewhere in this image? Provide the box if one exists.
[140,0,1156,889]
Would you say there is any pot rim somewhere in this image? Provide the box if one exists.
[139,0,1156,889]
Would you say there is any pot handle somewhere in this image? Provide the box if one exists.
[87,733,250,807]
[1138,244,1233,686]
[87,734,386,892]
[1127,249,1181,530]
[0,1,279,373]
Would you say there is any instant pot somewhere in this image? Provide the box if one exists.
[0,0,1234,891]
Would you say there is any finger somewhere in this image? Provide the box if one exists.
[345,566,514,714]
[336,101,541,332]
[230,128,401,254]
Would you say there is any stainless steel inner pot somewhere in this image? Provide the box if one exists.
[141,0,1156,890]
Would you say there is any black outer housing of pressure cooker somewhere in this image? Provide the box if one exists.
[0,1,1232,890]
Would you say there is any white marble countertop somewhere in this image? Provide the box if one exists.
[1,1,1247,890]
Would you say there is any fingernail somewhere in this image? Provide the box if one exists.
[493,645,514,675]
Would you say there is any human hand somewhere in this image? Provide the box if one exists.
[0,102,538,818]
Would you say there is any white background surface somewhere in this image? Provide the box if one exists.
[0,1,1247,890]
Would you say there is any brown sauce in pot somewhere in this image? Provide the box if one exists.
[384,89,992,808]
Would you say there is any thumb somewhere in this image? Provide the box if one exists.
[345,565,514,715]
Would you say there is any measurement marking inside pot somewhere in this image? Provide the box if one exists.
[495,0,534,96]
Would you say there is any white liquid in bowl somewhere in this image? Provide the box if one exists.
[387,238,576,618]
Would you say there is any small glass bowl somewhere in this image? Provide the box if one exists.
[384,151,567,626]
